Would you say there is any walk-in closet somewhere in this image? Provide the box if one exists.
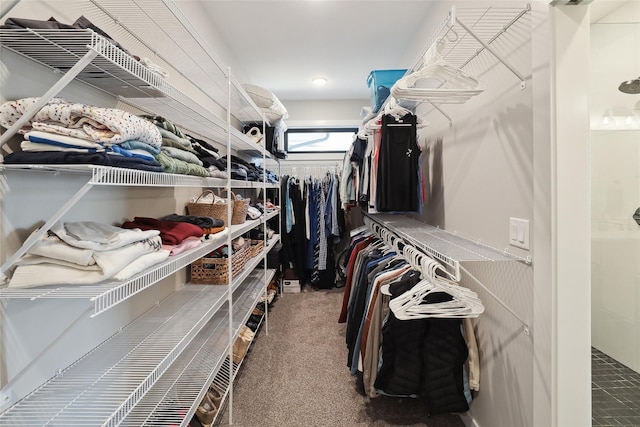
[1,1,636,426]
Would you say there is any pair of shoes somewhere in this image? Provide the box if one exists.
[246,320,259,332]
[207,385,222,408]
[252,307,264,316]
[195,393,217,427]
[267,289,276,304]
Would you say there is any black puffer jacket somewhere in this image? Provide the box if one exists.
[375,280,470,415]
[422,312,469,415]
[374,271,425,396]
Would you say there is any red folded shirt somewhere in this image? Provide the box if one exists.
[121,216,203,245]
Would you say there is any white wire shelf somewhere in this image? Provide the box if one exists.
[0,27,267,154]
[217,234,280,295]
[377,4,531,120]
[364,213,530,279]
[0,28,167,98]
[0,220,279,316]
[0,284,229,426]
[119,269,274,426]
[0,164,278,189]
[409,5,530,78]
[83,0,264,124]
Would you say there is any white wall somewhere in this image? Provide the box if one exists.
[590,5,640,372]
[406,2,592,427]
[0,0,210,407]
[284,99,365,127]
[407,3,536,426]
[551,7,592,427]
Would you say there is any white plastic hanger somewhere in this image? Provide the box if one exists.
[391,39,486,104]
[387,248,484,319]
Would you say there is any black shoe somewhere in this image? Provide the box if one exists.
[246,320,259,331]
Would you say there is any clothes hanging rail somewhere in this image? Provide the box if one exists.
[278,162,341,180]
[363,212,531,335]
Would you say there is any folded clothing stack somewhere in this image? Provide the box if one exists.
[8,222,169,288]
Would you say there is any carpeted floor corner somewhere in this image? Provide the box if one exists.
[219,289,466,427]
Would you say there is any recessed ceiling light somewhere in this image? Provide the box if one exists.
[312,77,328,86]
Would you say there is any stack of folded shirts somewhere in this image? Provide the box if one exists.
[8,221,169,288]
[121,216,210,257]
[142,115,213,178]
[0,97,164,172]
[162,214,226,236]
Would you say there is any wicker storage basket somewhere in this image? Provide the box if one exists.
[248,239,264,258]
[221,189,250,225]
[186,190,228,223]
[190,244,248,285]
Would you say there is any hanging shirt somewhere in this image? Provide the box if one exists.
[375,113,419,212]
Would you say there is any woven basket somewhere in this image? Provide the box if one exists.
[247,239,264,258]
[221,190,250,225]
[190,244,248,285]
[186,190,228,224]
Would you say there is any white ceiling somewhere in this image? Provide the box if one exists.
[189,1,634,104]
[195,1,436,102]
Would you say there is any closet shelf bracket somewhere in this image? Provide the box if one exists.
[430,102,453,127]
[453,14,528,90]
[0,170,103,280]
[0,48,99,149]
[460,264,530,336]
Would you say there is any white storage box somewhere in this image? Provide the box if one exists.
[282,279,301,293]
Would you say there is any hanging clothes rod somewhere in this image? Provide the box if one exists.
[279,163,340,179]
[362,213,531,335]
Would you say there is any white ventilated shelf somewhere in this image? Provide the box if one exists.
[119,269,274,426]
[377,4,531,120]
[0,27,268,156]
[0,284,229,426]
[0,217,280,316]
[414,5,531,75]
[364,213,529,279]
[82,0,264,124]
[0,28,167,98]
[218,234,279,295]
[0,164,279,189]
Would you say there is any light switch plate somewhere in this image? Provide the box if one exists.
[509,217,530,250]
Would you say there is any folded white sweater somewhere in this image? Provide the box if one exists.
[9,235,163,288]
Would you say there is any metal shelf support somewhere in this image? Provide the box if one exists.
[0,48,98,148]
[454,15,528,89]
[0,170,103,280]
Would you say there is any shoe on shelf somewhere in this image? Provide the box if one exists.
[267,289,276,304]
[190,413,204,427]
[246,320,259,332]
[241,324,256,339]
[267,280,279,293]
[252,307,264,316]
[195,393,217,427]
[207,385,222,409]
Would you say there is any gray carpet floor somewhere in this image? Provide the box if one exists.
[220,288,466,427]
